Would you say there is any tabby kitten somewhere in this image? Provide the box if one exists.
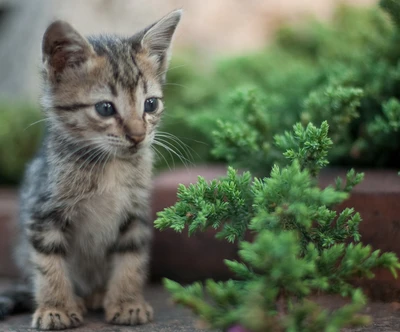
[0,9,182,330]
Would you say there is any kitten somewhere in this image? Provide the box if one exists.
[0,9,182,330]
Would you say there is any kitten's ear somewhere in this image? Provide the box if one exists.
[42,20,93,78]
[139,10,182,80]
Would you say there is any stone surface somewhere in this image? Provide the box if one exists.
[0,279,210,332]
[1,279,400,332]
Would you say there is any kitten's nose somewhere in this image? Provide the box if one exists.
[124,118,145,145]
[125,133,145,145]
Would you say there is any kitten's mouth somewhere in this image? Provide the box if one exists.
[108,143,139,157]
[113,145,140,159]
[128,145,139,153]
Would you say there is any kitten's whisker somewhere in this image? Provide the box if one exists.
[154,139,176,169]
[157,131,208,146]
[60,144,98,167]
[154,136,192,165]
[60,141,101,166]
[151,146,172,171]
[155,132,198,161]
[24,114,74,132]
[88,148,109,182]
[66,146,101,187]
[153,140,193,169]
[59,138,107,163]
[156,64,188,80]
[69,147,101,184]
[162,82,188,89]
[154,143,182,169]
[63,148,95,180]
[87,146,111,181]
[154,136,195,163]
[100,147,114,182]
[76,147,104,175]
[24,118,50,131]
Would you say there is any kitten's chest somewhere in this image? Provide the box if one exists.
[71,186,130,254]
[63,161,151,256]
[66,186,133,294]
[68,160,151,253]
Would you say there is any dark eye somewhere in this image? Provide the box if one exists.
[95,101,116,117]
[144,98,159,113]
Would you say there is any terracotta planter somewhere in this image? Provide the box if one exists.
[150,165,233,282]
[320,167,400,301]
[1,166,400,301]
[0,189,19,278]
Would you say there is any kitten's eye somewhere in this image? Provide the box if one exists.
[144,98,159,113]
[95,102,116,117]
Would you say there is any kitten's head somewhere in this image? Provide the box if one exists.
[41,10,182,158]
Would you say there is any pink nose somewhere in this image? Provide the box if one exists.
[125,133,145,145]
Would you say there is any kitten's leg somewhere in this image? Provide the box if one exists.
[31,253,85,330]
[29,223,85,330]
[104,216,153,325]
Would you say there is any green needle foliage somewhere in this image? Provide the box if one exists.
[158,0,400,174]
[156,3,400,329]
[155,122,400,331]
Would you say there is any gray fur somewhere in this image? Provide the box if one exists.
[0,9,182,329]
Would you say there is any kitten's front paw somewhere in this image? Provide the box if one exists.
[32,306,83,330]
[105,300,153,325]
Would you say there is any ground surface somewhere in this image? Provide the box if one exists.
[1,279,400,331]
[0,280,210,332]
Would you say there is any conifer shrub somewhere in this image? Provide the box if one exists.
[154,1,400,330]
[155,121,400,331]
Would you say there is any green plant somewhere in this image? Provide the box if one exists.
[155,121,400,331]
[0,102,42,184]
[2,1,400,183]
[153,4,400,330]
[159,0,400,173]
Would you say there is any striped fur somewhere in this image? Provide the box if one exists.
[0,10,182,330]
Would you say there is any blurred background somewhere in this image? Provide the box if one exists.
[0,0,374,100]
[0,0,396,186]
